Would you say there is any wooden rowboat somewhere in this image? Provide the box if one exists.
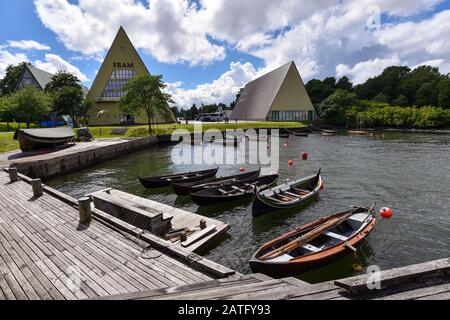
[190,174,279,207]
[172,169,261,196]
[14,127,75,152]
[249,206,377,278]
[139,167,219,188]
[252,170,322,217]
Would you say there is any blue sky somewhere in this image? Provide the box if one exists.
[1,1,450,108]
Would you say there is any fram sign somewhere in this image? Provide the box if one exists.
[113,62,134,68]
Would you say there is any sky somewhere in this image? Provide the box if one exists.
[1,0,450,108]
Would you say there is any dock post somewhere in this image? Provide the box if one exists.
[200,219,207,230]
[78,197,92,223]
[180,232,187,242]
[9,167,18,182]
[31,179,43,197]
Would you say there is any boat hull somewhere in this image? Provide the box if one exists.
[14,128,74,152]
[252,171,321,217]
[249,208,377,278]
[139,168,218,189]
[172,169,261,196]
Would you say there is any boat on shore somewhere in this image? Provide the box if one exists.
[139,167,219,188]
[252,170,322,217]
[190,174,279,206]
[14,127,75,152]
[249,205,377,278]
[172,169,261,195]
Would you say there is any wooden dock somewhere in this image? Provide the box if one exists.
[106,258,450,300]
[90,189,229,253]
[0,169,236,300]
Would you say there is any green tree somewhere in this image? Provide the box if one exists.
[0,95,17,130]
[44,71,84,127]
[336,76,353,91]
[415,82,437,107]
[392,95,409,107]
[400,66,440,105]
[316,89,358,126]
[119,74,173,133]
[13,86,51,128]
[44,71,82,93]
[52,86,84,127]
[437,77,450,108]
[373,92,389,103]
[0,62,31,96]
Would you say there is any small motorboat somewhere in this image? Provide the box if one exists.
[172,169,261,196]
[14,127,75,152]
[252,170,322,217]
[249,205,377,278]
[139,167,219,188]
[190,174,279,206]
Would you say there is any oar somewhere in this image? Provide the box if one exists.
[259,207,366,261]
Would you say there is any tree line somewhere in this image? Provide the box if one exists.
[306,65,450,128]
[0,62,88,129]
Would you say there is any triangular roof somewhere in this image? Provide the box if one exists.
[230,61,314,120]
[15,64,89,95]
[86,26,150,102]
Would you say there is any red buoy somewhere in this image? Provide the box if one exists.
[302,152,308,160]
[380,207,393,218]
[288,160,294,166]
[240,167,245,172]
[320,181,325,190]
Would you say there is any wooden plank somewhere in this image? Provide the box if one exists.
[182,225,216,248]
[376,282,450,300]
[334,258,450,295]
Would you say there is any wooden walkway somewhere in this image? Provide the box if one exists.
[90,189,229,252]
[107,258,450,300]
[0,170,235,300]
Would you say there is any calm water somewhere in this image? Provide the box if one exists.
[46,132,450,283]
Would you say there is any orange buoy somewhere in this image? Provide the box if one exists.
[302,152,308,160]
[379,207,393,218]
[288,160,294,166]
[320,181,325,190]
[240,167,246,172]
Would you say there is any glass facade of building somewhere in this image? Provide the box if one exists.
[267,110,317,121]
[101,69,137,98]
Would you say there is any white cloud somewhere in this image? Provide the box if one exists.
[166,61,260,108]
[34,0,225,66]
[7,40,51,51]
[0,51,29,78]
[336,55,402,85]
[34,54,89,82]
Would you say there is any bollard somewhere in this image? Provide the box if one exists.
[31,179,43,197]
[180,232,187,242]
[9,167,18,182]
[200,219,207,230]
[78,197,92,223]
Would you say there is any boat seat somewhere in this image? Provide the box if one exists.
[302,244,321,253]
[323,231,348,242]
[267,254,293,262]
[348,213,369,223]
[292,188,310,195]
[266,196,286,204]
[283,191,302,198]
[231,186,246,193]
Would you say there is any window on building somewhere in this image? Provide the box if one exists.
[101,69,137,98]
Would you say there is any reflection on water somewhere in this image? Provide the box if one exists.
[46,132,450,283]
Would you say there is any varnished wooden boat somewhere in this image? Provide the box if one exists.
[252,170,322,217]
[172,169,261,196]
[249,206,377,278]
[13,127,75,152]
[190,174,279,206]
[139,167,219,188]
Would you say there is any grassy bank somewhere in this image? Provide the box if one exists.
[0,121,308,153]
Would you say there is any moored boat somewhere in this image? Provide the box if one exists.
[252,170,322,217]
[139,167,219,188]
[14,127,75,152]
[190,174,279,206]
[293,131,309,137]
[249,205,377,278]
[172,168,261,196]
